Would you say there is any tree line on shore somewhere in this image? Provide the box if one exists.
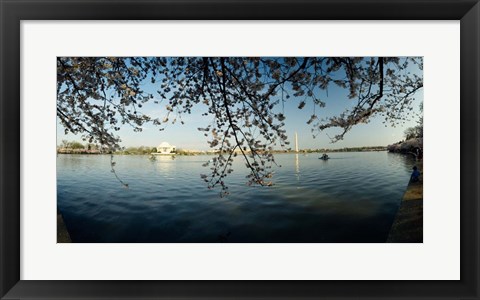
[58,140,155,154]
[57,139,387,155]
[387,110,423,157]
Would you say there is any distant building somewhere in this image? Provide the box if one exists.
[155,142,176,155]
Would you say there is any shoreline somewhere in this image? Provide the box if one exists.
[57,149,389,156]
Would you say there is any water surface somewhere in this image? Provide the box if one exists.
[57,152,416,242]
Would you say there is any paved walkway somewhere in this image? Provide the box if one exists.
[57,211,72,243]
[387,164,423,243]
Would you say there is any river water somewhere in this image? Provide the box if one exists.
[57,151,416,243]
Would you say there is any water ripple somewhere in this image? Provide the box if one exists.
[57,152,417,242]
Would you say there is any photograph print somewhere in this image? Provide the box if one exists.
[57,57,423,243]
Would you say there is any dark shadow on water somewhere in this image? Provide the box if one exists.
[217,230,232,242]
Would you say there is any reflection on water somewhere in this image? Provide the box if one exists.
[57,152,417,243]
[295,154,300,181]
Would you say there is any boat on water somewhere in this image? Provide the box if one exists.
[319,154,330,160]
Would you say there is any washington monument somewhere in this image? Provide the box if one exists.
[295,132,299,153]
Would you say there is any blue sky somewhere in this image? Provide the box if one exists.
[57,58,423,150]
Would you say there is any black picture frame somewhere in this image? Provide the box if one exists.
[1,0,479,299]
